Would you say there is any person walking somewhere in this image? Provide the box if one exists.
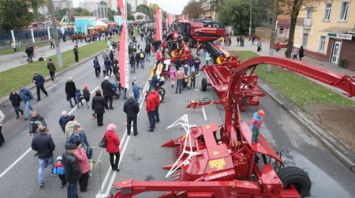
[82,85,91,108]
[65,77,77,108]
[145,44,151,61]
[19,86,33,120]
[104,57,112,77]
[31,125,55,188]
[104,123,120,171]
[250,109,265,143]
[190,70,196,89]
[92,90,108,126]
[9,90,24,119]
[0,110,5,147]
[139,49,145,68]
[67,124,90,158]
[53,156,66,188]
[73,45,79,62]
[47,59,56,81]
[151,89,160,123]
[65,115,80,141]
[257,40,262,52]
[62,143,81,198]
[132,81,141,101]
[101,76,115,109]
[33,73,48,101]
[169,65,175,88]
[72,141,90,192]
[59,111,69,133]
[175,68,185,94]
[25,45,33,62]
[123,95,140,136]
[194,57,201,73]
[299,46,304,61]
[205,51,211,65]
[129,53,136,73]
[93,56,101,77]
[29,111,47,136]
[146,91,156,132]
[135,50,141,70]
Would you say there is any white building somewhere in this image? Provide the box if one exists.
[53,0,73,10]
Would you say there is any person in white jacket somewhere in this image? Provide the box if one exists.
[0,110,5,146]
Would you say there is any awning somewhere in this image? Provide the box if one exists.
[322,27,354,40]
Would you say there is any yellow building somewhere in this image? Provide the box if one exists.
[294,0,355,70]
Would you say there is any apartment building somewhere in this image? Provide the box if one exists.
[294,0,355,70]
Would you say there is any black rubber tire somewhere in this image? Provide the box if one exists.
[201,78,207,91]
[277,166,311,197]
[158,87,165,96]
[158,92,164,103]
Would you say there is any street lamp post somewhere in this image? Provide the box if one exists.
[249,0,253,36]
[47,0,63,69]
[267,0,278,72]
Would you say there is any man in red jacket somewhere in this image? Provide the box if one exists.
[146,91,156,132]
[151,89,160,123]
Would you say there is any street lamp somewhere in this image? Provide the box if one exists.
[249,0,253,36]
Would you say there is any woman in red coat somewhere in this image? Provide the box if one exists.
[104,123,120,171]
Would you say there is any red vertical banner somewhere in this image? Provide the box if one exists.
[155,8,162,41]
[117,0,129,89]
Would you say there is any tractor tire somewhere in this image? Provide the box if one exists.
[157,89,165,103]
[201,78,207,91]
[277,166,311,197]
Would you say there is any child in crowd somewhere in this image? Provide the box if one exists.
[82,85,90,108]
[75,89,84,108]
[53,156,66,188]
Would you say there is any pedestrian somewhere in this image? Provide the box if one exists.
[292,47,299,59]
[151,89,160,123]
[190,70,196,89]
[53,156,66,188]
[67,124,91,158]
[104,123,120,171]
[31,125,55,188]
[75,89,84,108]
[109,50,114,63]
[196,42,201,56]
[150,73,159,90]
[32,73,48,101]
[104,57,112,77]
[194,57,201,73]
[50,39,55,49]
[65,77,77,108]
[299,46,304,61]
[72,140,90,192]
[250,109,265,143]
[9,90,24,119]
[146,91,156,132]
[65,115,80,141]
[29,111,47,136]
[169,65,175,88]
[73,45,79,62]
[19,86,33,120]
[145,44,150,61]
[175,68,185,94]
[139,49,145,68]
[257,40,262,52]
[47,59,56,81]
[123,95,140,136]
[129,52,136,73]
[135,50,141,69]
[156,50,162,62]
[101,76,115,109]
[132,81,141,101]
[25,45,33,62]
[0,110,5,147]
[205,51,211,65]
[92,90,108,126]
[93,56,101,77]
[62,143,81,198]
[59,111,69,133]
[82,85,91,108]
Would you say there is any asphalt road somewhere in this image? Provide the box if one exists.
[0,40,354,198]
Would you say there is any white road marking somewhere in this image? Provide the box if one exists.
[0,86,99,179]
[202,106,207,121]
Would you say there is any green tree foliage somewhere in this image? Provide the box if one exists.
[136,4,154,20]
[182,0,204,19]
[0,0,35,32]
[127,3,134,20]
[55,8,93,22]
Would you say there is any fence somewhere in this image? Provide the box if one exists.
[0,28,55,49]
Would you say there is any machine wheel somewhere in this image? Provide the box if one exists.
[201,78,207,91]
[157,89,165,103]
[277,166,311,197]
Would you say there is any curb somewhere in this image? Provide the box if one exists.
[258,81,355,173]
[0,49,105,105]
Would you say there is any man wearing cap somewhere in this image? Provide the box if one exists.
[59,111,69,133]
[62,143,81,198]
[31,125,55,188]
[101,76,115,110]
[123,94,140,136]
[250,109,265,143]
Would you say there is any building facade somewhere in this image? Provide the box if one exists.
[294,0,355,70]
[53,0,73,10]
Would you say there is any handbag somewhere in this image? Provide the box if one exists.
[99,136,107,148]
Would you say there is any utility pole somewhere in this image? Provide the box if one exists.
[267,0,278,72]
[249,0,253,36]
[47,0,63,69]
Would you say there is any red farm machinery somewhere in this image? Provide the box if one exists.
[109,21,355,198]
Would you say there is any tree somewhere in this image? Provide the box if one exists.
[127,3,134,20]
[0,0,34,32]
[182,0,204,19]
[279,0,324,58]
[137,4,154,20]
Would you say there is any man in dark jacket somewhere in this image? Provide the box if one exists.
[73,45,79,62]
[32,73,48,101]
[19,87,33,120]
[101,76,115,109]
[93,56,101,77]
[31,125,55,188]
[135,51,141,69]
[29,111,47,136]
[104,57,112,77]
[92,90,108,126]
[63,143,81,198]
[47,59,56,81]
[129,53,136,73]
[59,110,69,133]
[65,77,77,108]
[123,95,140,136]
[9,90,24,119]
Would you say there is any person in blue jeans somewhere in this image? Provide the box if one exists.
[31,125,55,188]
[63,143,81,198]
[132,81,141,101]
[19,86,33,120]
[32,73,48,101]
[9,90,24,119]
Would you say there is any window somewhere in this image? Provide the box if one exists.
[323,3,332,21]
[305,7,312,19]
[319,36,326,52]
[340,1,349,21]
[302,33,309,48]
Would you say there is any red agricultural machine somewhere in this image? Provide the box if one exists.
[108,22,355,198]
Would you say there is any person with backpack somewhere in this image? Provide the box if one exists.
[139,49,145,69]
[62,143,81,198]
[53,156,66,188]
[93,56,101,77]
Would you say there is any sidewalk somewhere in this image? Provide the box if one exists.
[224,36,355,77]
[0,40,91,73]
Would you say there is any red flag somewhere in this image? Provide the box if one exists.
[117,0,129,89]
[155,8,162,41]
